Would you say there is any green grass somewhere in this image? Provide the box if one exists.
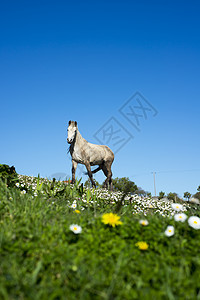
[0,177,200,300]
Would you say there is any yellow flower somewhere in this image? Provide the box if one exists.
[135,241,149,250]
[74,210,81,214]
[102,213,123,227]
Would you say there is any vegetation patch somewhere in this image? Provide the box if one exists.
[0,174,200,300]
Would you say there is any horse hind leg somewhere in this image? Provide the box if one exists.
[102,162,112,190]
[109,176,113,191]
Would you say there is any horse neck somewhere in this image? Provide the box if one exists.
[75,130,84,144]
[71,129,85,151]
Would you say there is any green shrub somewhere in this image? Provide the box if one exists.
[0,164,18,187]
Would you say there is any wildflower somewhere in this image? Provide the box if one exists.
[21,190,26,194]
[188,216,200,230]
[164,225,174,237]
[71,203,77,209]
[174,213,187,222]
[69,224,82,234]
[74,210,80,214]
[135,241,149,250]
[16,183,20,187]
[102,213,122,227]
[171,203,183,212]
[139,219,149,226]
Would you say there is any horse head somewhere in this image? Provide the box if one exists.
[67,120,78,144]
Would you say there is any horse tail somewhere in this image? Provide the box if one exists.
[84,165,102,176]
[91,166,102,174]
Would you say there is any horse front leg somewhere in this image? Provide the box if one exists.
[85,161,96,188]
[71,160,77,184]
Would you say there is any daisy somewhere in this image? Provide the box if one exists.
[164,225,174,237]
[102,213,122,227]
[174,213,187,222]
[69,224,82,234]
[171,203,183,212]
[16,183,20,187]
[188,216,200,230]
[71,203,77,209]
[139,219,149,226]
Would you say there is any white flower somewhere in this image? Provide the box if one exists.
[174,213,187,222]
[71,203,77,209]
[171,203,183,212]
[139,219,149,226]
[21,190,26,194]
[164,225,174,237]
[16,183,20,187]
[69,224,82,234]
[188,216,200,230]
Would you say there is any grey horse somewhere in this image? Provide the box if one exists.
[67,120,114,189]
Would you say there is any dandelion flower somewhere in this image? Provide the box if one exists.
[171,203,183,212]
[174,213,187,222]
[139,219,149,226]
[69,224,82,234]
[102,213,122,227]
[74,210,81,214]
[164,225,174,237]
[188,216,200,230]
[135,241,149,250]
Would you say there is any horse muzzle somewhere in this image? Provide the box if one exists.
[67,138,73,144]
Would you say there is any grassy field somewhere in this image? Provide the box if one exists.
[0,175,200,300]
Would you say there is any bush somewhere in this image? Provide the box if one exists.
[0,164,18,187]
[112,177,138,194]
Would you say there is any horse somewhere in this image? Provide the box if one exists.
[67,120,114,189]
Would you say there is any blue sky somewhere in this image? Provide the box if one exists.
[1,0,200,197]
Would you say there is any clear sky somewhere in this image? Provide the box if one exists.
[1,0,200,197]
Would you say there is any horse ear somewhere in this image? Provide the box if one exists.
[75,121,77,127]
[68,120,71,125]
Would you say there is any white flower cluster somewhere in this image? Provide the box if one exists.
[16,176,198,220]
[164,203,200,237]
